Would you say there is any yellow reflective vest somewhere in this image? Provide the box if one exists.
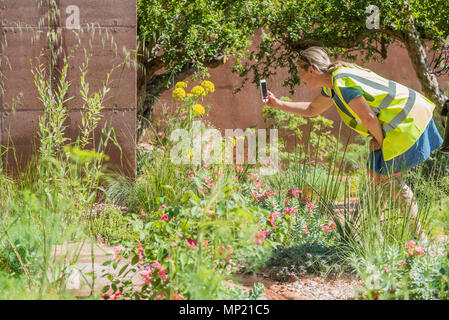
[322,65,435,161]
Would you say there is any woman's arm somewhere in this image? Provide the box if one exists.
[347,95,384,148]
[266,91,334,117]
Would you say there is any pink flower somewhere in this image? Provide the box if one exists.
[156,294,165,300]
[112,249,120,262]
[205,176,215,188]
[303,225,309,234]
[288,188,302,198]
[306,253,312,258]
[158,268,167,282]
[320,222,336,234]
[172,293,185,300]
[170,241,178,247]
[405,240,418,256]
[284,207,297,215]
[414,245,425,257]
[235,166,244,173]
[285,199,290,206]
[384,266,391,273]
[161,215,169,222]
[248,173,259,181]
[251,192,261,200]
[269,212,281,228]
[306,202,315,211]
[140,266,154,285]
[108,292,121,300]
[159,205,167,211]
[157,131,166,139]
[153,260,162,270]
[186,238,197,248]
[138,242,144,263]
[398,259,407,267]
[405,240,416,250]
[254,230,270,245]
[264,190,275,197]
[188,172,194,179]
[180,115,187,121]
[254,181,265,190]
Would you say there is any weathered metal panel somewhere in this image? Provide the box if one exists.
[0,0,136,176]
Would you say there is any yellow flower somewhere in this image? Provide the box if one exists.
[190,85,206,97]
[201,80,215,93]
[172,88,186,101]
[189,150,194,158]
[186,93,194,97]
[192,104,205,116]
[175,81,188,89]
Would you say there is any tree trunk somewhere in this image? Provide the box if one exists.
[403,25,447,110]
[402,23,449,150]
[136,62,198,140]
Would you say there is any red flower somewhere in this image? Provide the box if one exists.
[140,267,153,285]
[109,292,121,300]
[161,215,169,222]
[186,238,197,248]
[264,190,275,197]
[153,260,162,270]
[284,207,297,215]
[288,188,302,198]
[306,202,315,211]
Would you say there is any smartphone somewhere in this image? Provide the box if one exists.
[260,79,268,103]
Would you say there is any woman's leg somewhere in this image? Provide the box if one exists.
[368,169,421,237]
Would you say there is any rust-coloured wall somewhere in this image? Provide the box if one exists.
[153,39,448,150]
[0,0,136,176]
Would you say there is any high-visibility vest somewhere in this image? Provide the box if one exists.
[322,65,435,161]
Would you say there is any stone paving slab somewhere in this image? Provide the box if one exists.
[52,242,142,297]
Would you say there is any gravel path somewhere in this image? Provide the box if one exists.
[232,273,360,300]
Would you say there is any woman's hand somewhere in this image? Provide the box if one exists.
[266,91,282,109]
[369,138,382,153]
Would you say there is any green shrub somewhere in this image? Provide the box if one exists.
[93,205,137,244]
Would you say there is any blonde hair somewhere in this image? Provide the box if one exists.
[295,47,363,74]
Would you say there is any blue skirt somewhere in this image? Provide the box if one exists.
[367,119,443,175]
